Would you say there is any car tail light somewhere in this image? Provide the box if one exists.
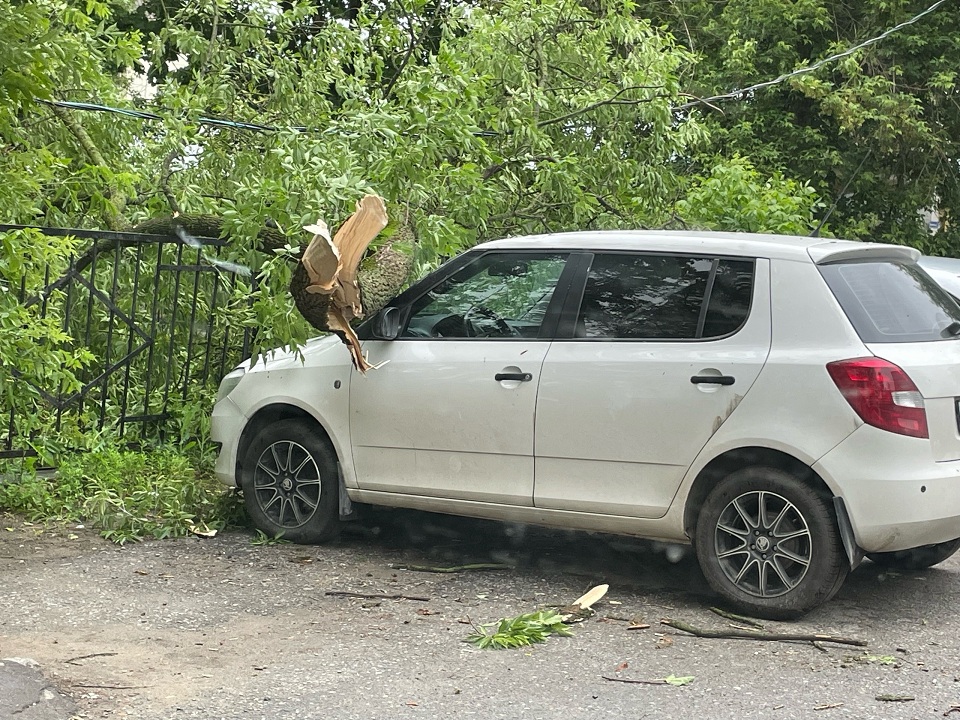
[826,358,928,439]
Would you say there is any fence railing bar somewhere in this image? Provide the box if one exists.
[68,273,153,344]
[118,243,145,439]
[140,243,166,444]
[160,242,187,436]
[181,246,206,400]
[54,342,152,408]
[201,252,223,386]
[97,243,123,430]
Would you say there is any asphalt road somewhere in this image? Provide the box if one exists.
[2,508,959,720]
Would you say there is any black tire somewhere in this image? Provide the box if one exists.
[694,466,849,620]
[867,538,960,572]
[239,419,341,544]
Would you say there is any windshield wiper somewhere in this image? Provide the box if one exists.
[941,321,960,338]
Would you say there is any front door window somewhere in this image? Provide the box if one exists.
[402,253,567,339]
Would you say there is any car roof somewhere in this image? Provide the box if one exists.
[474,230,921,264]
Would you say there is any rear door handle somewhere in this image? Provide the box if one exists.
[495,372,533,382]
[691,375,735,386]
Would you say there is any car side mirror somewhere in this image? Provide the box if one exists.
[372,306,401,340]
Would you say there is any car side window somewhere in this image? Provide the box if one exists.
[402,253,568,338]
[576,254,753,340]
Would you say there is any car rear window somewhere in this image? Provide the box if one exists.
[819,261,960,343]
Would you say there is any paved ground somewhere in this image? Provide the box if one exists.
[2,508,959,720]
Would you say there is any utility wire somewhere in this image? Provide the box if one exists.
[36,99,309,133]
[675,0,950,112]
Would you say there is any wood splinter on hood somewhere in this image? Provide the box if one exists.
[289,194,389,372]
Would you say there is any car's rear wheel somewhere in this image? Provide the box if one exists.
[867,538,960,571]
[694,466,848,619]
[239,419,340,544]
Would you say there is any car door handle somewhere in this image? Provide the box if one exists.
[495,372,533,382]
[691,375,735,386]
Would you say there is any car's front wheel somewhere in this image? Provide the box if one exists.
[867,538,960,572]
[239,419,341,544]
[694,466,848,619]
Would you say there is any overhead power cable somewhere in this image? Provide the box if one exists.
[675,0,949,112]
[36,99,309,133]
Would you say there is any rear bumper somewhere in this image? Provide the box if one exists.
[210,397,245,488]
[814,425,960,552]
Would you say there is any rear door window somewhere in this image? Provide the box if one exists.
[819,261,960,343]
[575,254,754,340]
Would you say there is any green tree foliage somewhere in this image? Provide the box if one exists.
[642,0,960,251]
[676,156,821,234]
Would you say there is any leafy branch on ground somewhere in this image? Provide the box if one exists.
[0,448,245,544]
[250,529,291,546]
[465,609,574,649]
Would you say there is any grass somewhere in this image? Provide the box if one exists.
[0,447,245,544]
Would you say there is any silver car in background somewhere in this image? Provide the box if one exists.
[921,256,960,300]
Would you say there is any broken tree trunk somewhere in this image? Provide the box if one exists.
[288,195,390,372]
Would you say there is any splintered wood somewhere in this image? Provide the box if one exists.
[296,195,389,372]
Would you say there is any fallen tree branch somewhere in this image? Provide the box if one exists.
[388,562,512,573]
[709,606,764,629]
[660,618,867,647]
[49,103,128,231]
[325,590,430,602]
[64,652,118,665]
[602,676,669,686]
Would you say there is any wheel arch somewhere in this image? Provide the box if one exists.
[236,402,339,477]
[682,446,835,540]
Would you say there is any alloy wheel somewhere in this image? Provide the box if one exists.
[252,440,322,529]
[714,490,812,598]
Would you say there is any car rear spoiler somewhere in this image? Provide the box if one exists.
[808,242,921,266]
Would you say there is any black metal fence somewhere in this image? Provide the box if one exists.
[0,225,256,459]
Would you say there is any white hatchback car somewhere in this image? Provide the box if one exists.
[212,231,960,618]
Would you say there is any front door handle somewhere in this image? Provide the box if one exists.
[495,372,533,382]
[691,375,735,386]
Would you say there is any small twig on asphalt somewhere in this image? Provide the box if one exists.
[601,676,668,685]
[709,607,764,628]
[64,652,118,665]
[325,591,430,602]
[388,562,512,573]
[813,703,844,711]
[876,694,914,702]
[661,618,867,647]
[944,705,960,716]
[70,683,149,690]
